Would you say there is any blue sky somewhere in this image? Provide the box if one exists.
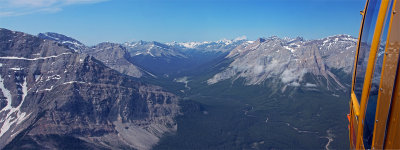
[0,0,366,45]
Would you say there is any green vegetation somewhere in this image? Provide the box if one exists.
[152,71,350,149]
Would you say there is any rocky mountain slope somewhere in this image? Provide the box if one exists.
[151,35,355,150]
[83,42,146,78]
[207,35,357,91]
[38,33,252,78]
[38,32,148,79]
[37,32,86,53]
[7,29,358,149]
[0,28,180,150]
[125,41,186,58]
[167,37,250,53]
[124,40,244,76]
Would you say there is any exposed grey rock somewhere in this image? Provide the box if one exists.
[0,28,179,150]
[38,32,86,53]
[167,37,250,53]
[208,35,357,91]
[124,40,233,76]
[38,32,147,78]
[125,41,186,58]
[85,42,144,78]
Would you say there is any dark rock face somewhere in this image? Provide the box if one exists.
[38,32,147,79]
[0,28,179,150]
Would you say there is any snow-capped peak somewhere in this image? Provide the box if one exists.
[217,38,233,45]
[37,32,85,52]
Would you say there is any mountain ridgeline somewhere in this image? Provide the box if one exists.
[0,29,356,149]
[0,29,179,150]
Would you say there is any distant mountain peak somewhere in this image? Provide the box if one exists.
[209,35,357,92]
[37,32,85,52]
[124,40,186,58]
[38,32,81,43]
[320,34,357,42]
[0,29,179,149]
[256,38,266,43]
[165,37,249,52]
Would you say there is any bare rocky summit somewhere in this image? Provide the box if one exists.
[38,32,147,79]
[0,28,179,150]
[1,28,357,149]
[208,35,357,91]
[84,42,145,78]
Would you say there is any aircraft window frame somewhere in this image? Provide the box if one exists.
[353,0,382,104]
[362,0,393,148]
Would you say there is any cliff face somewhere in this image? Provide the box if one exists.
[208,35,356,91]
[0,28,179,150]
[84,42,145,78]
[38,32,146,79]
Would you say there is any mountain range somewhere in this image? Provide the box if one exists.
[0,28,356,149]
[0,29,179,150]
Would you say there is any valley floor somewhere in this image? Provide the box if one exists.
[153,80,349,150]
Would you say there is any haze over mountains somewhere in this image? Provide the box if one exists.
[209,35,356,87]
[0,28,356,149]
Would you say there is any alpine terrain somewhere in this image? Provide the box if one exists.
[0,28,356,149]
[0,29,180,150]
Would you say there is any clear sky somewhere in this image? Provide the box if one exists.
[0,0,366,45]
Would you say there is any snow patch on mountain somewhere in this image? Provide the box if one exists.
[38,32,85,52]
[125,41,187,58]
[208,35,357,89]
[166,36,250,53]
[0,76,31,138]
